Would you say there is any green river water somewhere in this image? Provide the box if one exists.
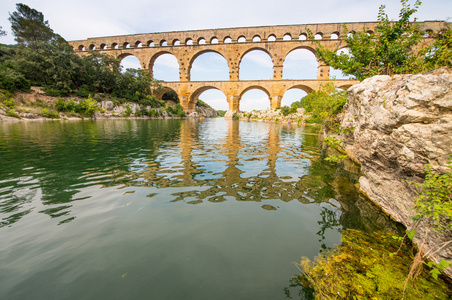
[0,118,400,299]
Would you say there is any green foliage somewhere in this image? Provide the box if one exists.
[162,90,179,103]
[217,110,226,117]
[302,82,347,124]
[56,96,98,117]
[410,157,452,232]
[312,0,445,80]
[0,26,6,37]
[297,229,451,299]
[280,105,296,116]
[8,3,56,47]
[123,105,132,117]
[41,108,59,118]
[421,26,452,70]
[196,99,212,108]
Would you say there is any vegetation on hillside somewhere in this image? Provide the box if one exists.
[0,3,190,119]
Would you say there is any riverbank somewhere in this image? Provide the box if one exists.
[0,87,218,121]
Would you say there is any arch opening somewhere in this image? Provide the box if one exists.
[160,40,168,46]
[239,49,273,80]
[89,44,96,51]
[238,36,246,43]
[224,36,232,43]
[267,34,276,42]
[299,33,307,40]
[281,88,309,108]
[119,54,142,73]
[112,43,119,49]
[100,43,107,50]
[78,45,85,51]
[186,38,194,45]
[191,88,228,111]
[314,33,323,40]
[283,34,292,41]
[239,88,271,112]
[173,39,180,46]
[253,35,261,42]
[211,37,219,44]
[135,41,142,48]
[330,32,339,40]
[283,48,317,79]
[152,53,180,81]
[198,38,206,45]
[190,51,229,81]
[147,40,155,47]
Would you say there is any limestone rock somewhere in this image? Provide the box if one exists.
[339,70,452,277]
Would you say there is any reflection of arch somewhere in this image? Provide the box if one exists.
[285,84,313,94]
[239,86,271,100]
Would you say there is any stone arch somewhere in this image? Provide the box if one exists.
[189,86,227,110]
[224,36,232,43]
[78,45,85,51]
[239,47,273,80]
[188,50,229,81]
[172,39,180,46]
[211,37,219,44]
[281,87,310,107]
[185,38,194,45]
[239,86,271,111]
[123,42,130,49]
[239,86,271,100]
[314,32,323,40]
[330,32,339,39]
[118,53,143,71]
[149,51,180,80]
[238,35,246,43]
[160,40,167,46]
[147,40,155,47]
[285,84,313,95]
[89,44,96,51]
[135,41,142,47]
[267,34,276,42]
[197,37,206,45]
[283,47,318,79]
[299,33,307,40]
[100,43,107,50]
[111,42,119,49]
[252,35,261,42]
[283,33,292,41]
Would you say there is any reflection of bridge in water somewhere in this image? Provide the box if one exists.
[68,21,444,114]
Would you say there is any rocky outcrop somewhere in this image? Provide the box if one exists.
[187,106,218,118]
[338,69,452,277]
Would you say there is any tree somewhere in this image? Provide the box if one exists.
[312,0,426,80]
[8,3,55,47]
[0,26,6,37]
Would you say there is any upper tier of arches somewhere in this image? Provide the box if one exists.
[71,21,445,52]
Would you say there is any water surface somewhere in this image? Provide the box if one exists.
[0,119,400,299]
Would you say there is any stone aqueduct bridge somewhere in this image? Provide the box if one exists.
[68,21,445,113]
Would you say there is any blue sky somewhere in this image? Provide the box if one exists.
[1,0,450,110]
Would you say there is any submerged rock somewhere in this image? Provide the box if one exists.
[338,69,452,277]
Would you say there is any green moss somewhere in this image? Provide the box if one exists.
[296,229,450,299]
